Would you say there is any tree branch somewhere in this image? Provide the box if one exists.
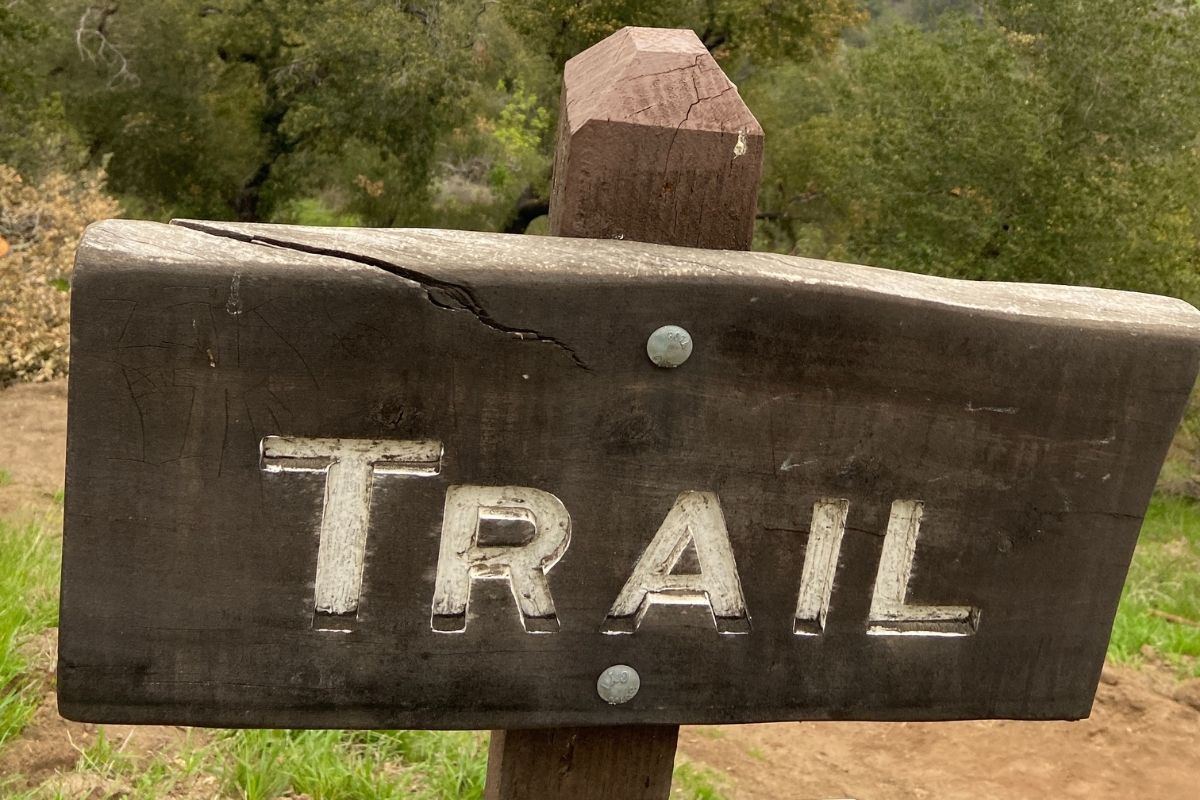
[75,2,139,88]
[504,188,549,234]
[757,191,825,221]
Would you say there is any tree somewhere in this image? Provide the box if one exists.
[42,0,497,224]
[0,2,39,139]
[751,1,1200,299]
[32,1,866,228]
[499,0,866,68]
[0,1,75,172]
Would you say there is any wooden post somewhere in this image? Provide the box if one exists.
[485,26,764,800]
[548,27,763,250]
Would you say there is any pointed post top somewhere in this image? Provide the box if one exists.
[562,27,762,138]
[549,27,764,250]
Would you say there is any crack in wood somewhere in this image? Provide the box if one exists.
[172,220,593,372]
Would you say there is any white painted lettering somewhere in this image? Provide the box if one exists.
[793,498,850,635]
[261,436,443,628]
[431,485,571,634]
[868,499,980,636]
[263,434,979,639]
[603,491,749,634]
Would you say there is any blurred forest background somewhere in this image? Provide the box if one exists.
[4,0,1200,383]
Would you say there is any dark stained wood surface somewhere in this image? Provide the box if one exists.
[58,219,1200,729]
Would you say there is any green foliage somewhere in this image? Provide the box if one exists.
[273,197,362,227]
[493,81,552,163]
[0,3,80,174]
[499,0,866,68]
[431,78,555,232]
[711,0,868,60]
[1156,384,1200,499]
[0,514,61,749]
[4,1,864,232]
[1108,495,1200,677]
[0,3,39,106]
[33,0,494,224]
[753,1,1200,300]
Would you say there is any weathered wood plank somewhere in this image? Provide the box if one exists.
[58,219,1200,729]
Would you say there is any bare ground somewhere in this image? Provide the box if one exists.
[2,380,1198,798]
[0,380,67,521]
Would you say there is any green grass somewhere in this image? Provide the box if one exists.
[48,726,724,800]
[1108,494,1200,676]
[65,727,215,799]
[671,761,729,800]
[220,729,487,800]
[0,513,61,749]
[0,468,12,487]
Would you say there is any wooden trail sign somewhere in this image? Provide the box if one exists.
[60,218,1200,730]
[56,25,1200,800]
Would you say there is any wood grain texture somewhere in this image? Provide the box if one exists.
[547,27,763,249]
[58,219,1200,729]
[484,726,678,800]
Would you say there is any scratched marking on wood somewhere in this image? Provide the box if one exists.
[57,219,1200,728]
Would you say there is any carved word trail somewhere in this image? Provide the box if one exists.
[263,436,980,637]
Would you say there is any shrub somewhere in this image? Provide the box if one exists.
[0,164,118,384]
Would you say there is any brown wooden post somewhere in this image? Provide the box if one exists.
[548,27,763,250]
[485,26,764,800]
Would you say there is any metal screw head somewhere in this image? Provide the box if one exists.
[597,664,640,705]
[646,325,693,368]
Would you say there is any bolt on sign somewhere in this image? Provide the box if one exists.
[58,219,1199,728]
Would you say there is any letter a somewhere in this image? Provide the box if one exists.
[603,491,749,634]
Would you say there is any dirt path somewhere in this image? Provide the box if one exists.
[3,380,1198,798]
[679,665,1200,799]
[0,380,67,520]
